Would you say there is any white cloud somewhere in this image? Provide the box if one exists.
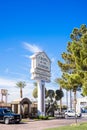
[9,71,26,77]
[23,42,42,53]
[0,77,35,102]
[0,78,16,87]
[51,57,55,63]
[4,68,27,78]
[24,55,30,59]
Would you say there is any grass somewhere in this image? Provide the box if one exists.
[45,122,87,130]
[21,116,55,122]
[21,118,30,122]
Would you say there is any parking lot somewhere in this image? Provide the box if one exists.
[0,118,87,130]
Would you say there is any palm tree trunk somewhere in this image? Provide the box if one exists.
[70,89,72,109]
[66,90,68,109]
[20,88,23,98]
[60,87,62,112]
[74,90,77,124]
[60,98,62,112]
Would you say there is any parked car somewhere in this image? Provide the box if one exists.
[64,109,81,118]
[0,108,21,124]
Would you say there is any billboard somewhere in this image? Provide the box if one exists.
[30,52,51,82]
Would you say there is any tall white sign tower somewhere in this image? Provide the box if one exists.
[30,52,51,116]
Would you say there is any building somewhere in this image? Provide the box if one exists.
[76,96,87,113]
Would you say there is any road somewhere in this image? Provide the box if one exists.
[0,118,87,130]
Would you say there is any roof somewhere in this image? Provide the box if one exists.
[11,97,32,104]
[30,51,51,63]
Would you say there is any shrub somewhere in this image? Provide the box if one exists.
[37,115,48,120]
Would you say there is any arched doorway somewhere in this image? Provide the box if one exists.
[11,98,32,118]
[20,98,31,118]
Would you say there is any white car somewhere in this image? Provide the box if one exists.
[64,110,81,118]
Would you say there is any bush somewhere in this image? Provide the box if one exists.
[37,115,48,120]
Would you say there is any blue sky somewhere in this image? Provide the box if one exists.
[0,0,87,103]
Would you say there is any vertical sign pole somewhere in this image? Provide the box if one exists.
[30,52,51,117]
[38,80,45,116]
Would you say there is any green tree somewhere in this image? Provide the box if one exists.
[57,24,87,123]
[69,24,87,96]
[55,89,64,112]
[47,89,55,102]
[32,82,48,99]
[32,82,38,99]
[32,86,38,99]
[16,81,26,98]
[55,78,64,111]
[47,89,64,114]
[55,89,64,101]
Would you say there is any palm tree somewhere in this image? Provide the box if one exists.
[55,78,64,112]
[16,81,26,98]
[55,89,64,112]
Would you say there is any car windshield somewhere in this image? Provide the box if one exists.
[3,109,12,114]
[68,110,75,112]
[69,110,74,113]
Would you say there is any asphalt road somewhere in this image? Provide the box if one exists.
[0,118,87,130]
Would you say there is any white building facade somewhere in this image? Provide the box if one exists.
[76,96,87,113]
